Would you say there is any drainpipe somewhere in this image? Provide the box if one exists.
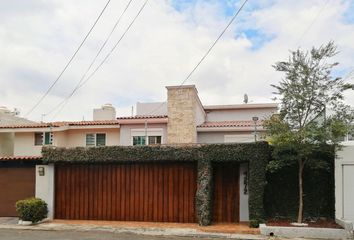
[145,120,147,145]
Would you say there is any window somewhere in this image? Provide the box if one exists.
[34,133,43,146]
[86,134,95,146]
[96,133,106,146]
[148,136,161,145]
[34,132,53,146]
[86,133,106,147]
[133,136,146,146]
[132,136,162,145]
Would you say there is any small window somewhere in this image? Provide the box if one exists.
[86,133,106,147]
[133,136,146,146]
[86,134,95,146]
[34,133,43,146]
[96,133,106,146]
[148,136,161,145]
[44,132,53,145]
[34,132,52,146]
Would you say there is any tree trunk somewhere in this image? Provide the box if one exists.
[297,160,304,223]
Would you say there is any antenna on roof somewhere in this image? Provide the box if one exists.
[243,94,248,104]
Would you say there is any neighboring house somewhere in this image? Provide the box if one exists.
[0,106,37,156]
[0,85,277,221]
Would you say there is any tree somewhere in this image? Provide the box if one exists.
[265,42,354,223]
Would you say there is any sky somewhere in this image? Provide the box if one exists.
[0,0,353,121]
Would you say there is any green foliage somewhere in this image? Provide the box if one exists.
[43,142,270,226]
[249,219,263,228]
[16,198,48,223]
[267,41,353,146]
[267,42,353,222]
[265,146,335,219]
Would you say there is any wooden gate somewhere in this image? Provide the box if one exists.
[213,162,239,222]
[0,166,35,216]
[55,163,197,222]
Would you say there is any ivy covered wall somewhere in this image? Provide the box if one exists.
[264,151,335,220]
[43,142,270,226]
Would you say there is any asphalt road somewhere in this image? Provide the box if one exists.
[0,229,223,240]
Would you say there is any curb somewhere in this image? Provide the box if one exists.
[0,223,267,240]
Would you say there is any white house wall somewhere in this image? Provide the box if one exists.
[120,123,167,146]
[14,132,42,156]
[0,132,14,156]
[206,108,275,122]
[197,132,255,144]
[65,128,120,147]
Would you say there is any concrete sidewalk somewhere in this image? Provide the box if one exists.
[0,218,266,240]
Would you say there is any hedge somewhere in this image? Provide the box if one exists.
[264,147,335,220]
[43,142,270,226]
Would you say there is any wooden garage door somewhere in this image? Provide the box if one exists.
[213,162,239,222]
[0,167,35,216]
[55,163,197,222]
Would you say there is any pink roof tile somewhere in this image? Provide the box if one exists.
[0,120,120,129]
[0,156,42,161]
[116,115,168,120]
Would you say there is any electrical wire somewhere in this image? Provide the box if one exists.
[294,0,330,48]
[143,0,249,116]
[45,0,134,118]
[25,0,112,117]
[50,0,149,120]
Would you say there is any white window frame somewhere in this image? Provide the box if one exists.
[85,133,107,147]
[34,132,53,146]
[224,134,255,143]
[130,128,163,146]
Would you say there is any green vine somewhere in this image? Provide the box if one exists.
[43,142,270,226]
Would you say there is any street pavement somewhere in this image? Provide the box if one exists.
[0,229,225,240]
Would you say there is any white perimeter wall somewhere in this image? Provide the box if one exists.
[239,163,249,221]
[36,164,55,219]
[335,144,354,224]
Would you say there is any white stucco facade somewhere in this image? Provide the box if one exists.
[239,163,249,221]
[35,164,55,219]
[8,127,120,156]
[335,144,354,226]
[119,123,167,146]
[14,132,43,156]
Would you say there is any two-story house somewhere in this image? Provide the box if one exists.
[0,85,277,220]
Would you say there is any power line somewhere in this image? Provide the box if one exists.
[45,0,134,118]
[294,0,330,48]
[50,0,149,120]
[25,0,112,117]
[144,0,249,116]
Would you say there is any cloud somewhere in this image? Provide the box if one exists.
[0,0,353,122]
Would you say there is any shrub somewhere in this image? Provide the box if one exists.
[16,198,48,223]
[249,219,263,228]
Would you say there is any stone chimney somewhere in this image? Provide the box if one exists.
[93,103,116,120]
[166,85,204,144]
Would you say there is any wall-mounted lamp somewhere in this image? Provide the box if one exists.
[38,167,45,176]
